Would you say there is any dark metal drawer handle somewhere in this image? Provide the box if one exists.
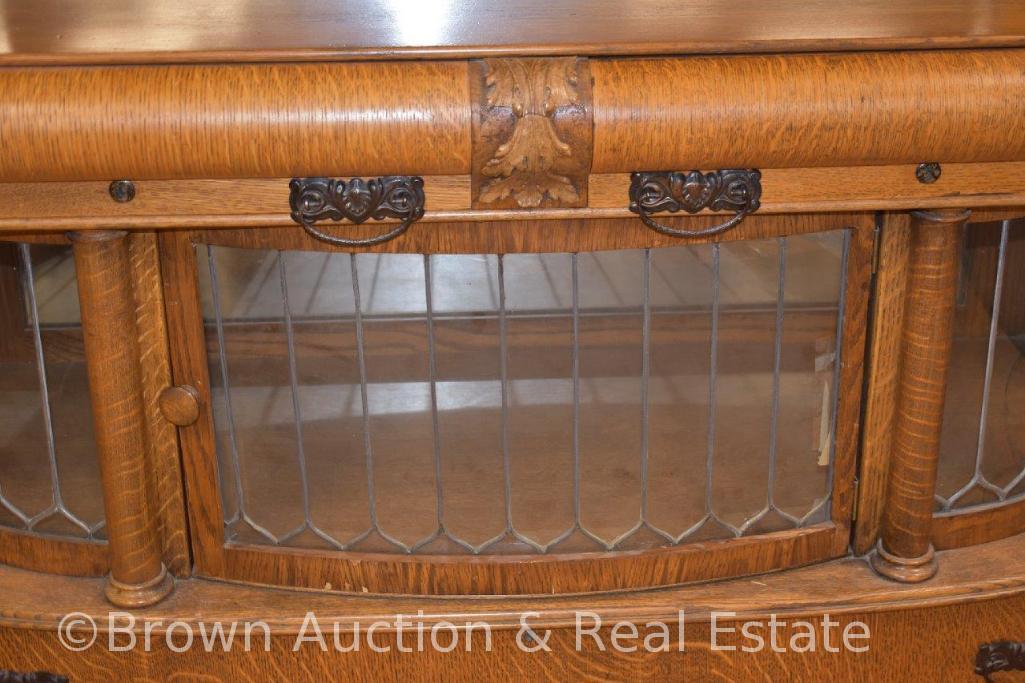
[977,641,1025,681]
[628,169,761,237]
[289,176,425,247]
[0,671,68,683]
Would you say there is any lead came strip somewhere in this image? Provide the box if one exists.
[350,254,406,552]
[740,238,795,532]
[572,252,581,535]
[278,252,338,547]
[424,255,445,544]
[499,255,513,534]
[818,229,852,523]
[208,246,277,544]
[943,220,1013,508]
[13,245,96,536]
[970,220,1011,500]
[704,243,740,537]
[639,249,655,533]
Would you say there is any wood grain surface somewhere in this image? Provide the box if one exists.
[0,243,27,362]
[128,233,190,577]
[5,532,1025,631]
[1,596,1024,681]
[854,215,912,556]
[4,534,1025,679]
[592,50,1025,171]
[1,3,1023,657]
[193,213,869,256]
[70,231,171,603]
[589,163,1025,214]
[0,63,470,182]
[216,525,844,597]
[827,224,873,535]
[0,527,108,577]
[933,497,1025,550]
[3,162,1025,232]
[877,210,968,570]
[158,231,226,578]
[1,1,1024,64]
[3,52,1025,183]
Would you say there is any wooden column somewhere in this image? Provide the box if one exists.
[871,209,968,583]
[70,230,173,607]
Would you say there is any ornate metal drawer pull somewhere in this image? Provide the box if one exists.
[976,641,1025,681]
[628,169,762,238]
[0,671,68,683]
[289,176,425,247]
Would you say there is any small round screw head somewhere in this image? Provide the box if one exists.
[915,162,941,184]
[109,179,136,203]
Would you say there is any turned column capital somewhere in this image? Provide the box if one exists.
[909,208,972,224]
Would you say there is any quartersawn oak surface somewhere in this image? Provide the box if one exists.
[3,532,1025,631]
[1,1,1024,64]
[6,525,1024,678]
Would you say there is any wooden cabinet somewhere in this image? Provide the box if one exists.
[1,2,1025,679]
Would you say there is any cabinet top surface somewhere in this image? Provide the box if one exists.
[2,0,1024,65]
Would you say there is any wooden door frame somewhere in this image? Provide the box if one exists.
[160,213,872,595]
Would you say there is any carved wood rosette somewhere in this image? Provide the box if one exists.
[471,57,592,209]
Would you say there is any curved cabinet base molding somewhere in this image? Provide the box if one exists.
[3,534,1025,680]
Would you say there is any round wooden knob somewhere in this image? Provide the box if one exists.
[158,385,201,426]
